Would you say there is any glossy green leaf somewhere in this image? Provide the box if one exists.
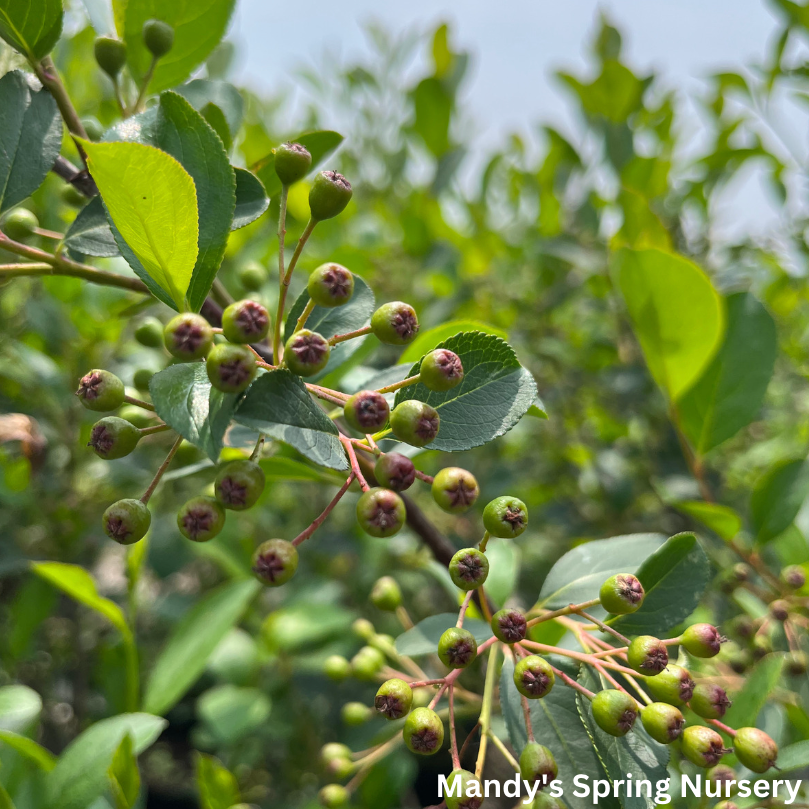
[0,729,56,771]
[671,500,741,541]
[399,319,508,363]
[197,685,271,745]
[0,685,41,732]
[612,248,725,401]
[107,734,140,809]
[196,753,240,809]
[232,168,268,229]
[63,196,120,257]
[527,396,549,419]
[722,654,784,729]
[0,0,62,60]
[175,80,244,140]
[394,613,492,657]
[482,541,520,608]
[143,579,260,716]
[750,458,809,543]
[774,740,809,774]
[258,456,344,485]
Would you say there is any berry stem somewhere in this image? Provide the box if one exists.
[124,395,155,412]
[273,186,289,362]
[131,55,158,115]
[590,645,629,659]
[328,324,373,346]
[140,434,183,504]
[474,644,500,778]
[111,75,126,116]
[576,609,630,644]
[339,435,370,491]
[249,435,265,461]
[550,663,595,700]
[487,730,521,774]
[396,605,414,630]
[306,384,349,408]
[521,693,536,742]
[520,639,638,677]
[32,227,64,240]
[294,298,316,334]
[292,473,356,546]
[283,218,316,285]
[375,374,422,394]
[449,684,460,769]
[526,598,601,628]
[456,591,474,628]
[479,530,490,552]
[476,584,494,623]
[138,424,170,436]
[708,718,737,737]
[414,469,434,485]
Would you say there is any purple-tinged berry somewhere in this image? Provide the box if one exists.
[432,467,479,514]
[309,170,352,221]
[206,343,256,393]
[681,726,729,768]
[707,765,738,795]
[285,329,330,376]
[252,539,298,586]
[420,349,464,392]
[274,142,312,186]
[370,301,419,345]
[94,36,127,77]
[214,459,265,510]
[390,400,439,447]
[356,488,406,538]
[591,689,638,737]
[733,727,778,773]
[627,636,668,675]
[76,369,125,412]
[519,742,558,790]
[403,707,444,755]
[102,499,150,545]
[641,702,684,744]
[375,678,413,720]
[319,784,349,808]
[682,623,724,658]
[690,682,731,719]
[437,627,478,669]
[599,573,644,614]
[514,655,555,699]
[308,263,354,307]
[323,655,351,682]
[87,417,140,459]
[344,390,389,433]
[781,564,806,590]
[177,496,225,542]
[449,548,489,591]
[142,19,174,57]
[445,769,484,809]
[222,299,270,343]
[370,576,402,611]
[644,664,695,706]
[491,608,527,644]
[374,453,415,492]
[164,313,213,361]
[483,496,528,538]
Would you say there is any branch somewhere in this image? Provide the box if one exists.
[51,156,98,197]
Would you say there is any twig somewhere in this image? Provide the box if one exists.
[577,609,630,644]
[294,298,316,334]
[449,685,460,769]
[457,591,474,628]
[329,325,372,346]
[375,374,421,394]
[526,598,601,628]
[292,474,355,546]
[474,644,500,778]
[125,395,155,412]
[340,435,370,491]
[140,434,182,504]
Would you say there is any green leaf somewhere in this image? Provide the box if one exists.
[0,71,62,214]
[175,80,244,140]
[0,783,13,809]
[750,458,809,544]
[196,753,240,809]
[233,371,348,471]
[45,713,166,809]
[0,0,62,60]
[612,248,725,401]
[143,579,260,716]
[258,456,344,485]
[611,533,710,634]
[80,0,115,36]
[482,541,520,608]
[394,613,492,657]
[107,734,140,809]
[197,685,271,745]
[0,729,56,771]
[774,740,809,774]
[82,138,199,310]
[671,500,741,541]
[232,168,268,230]
[0,685,41,732]
[284,275,375,380]
[63,196,120,258]
[399,319,508,363]
[411,77,452,157]
[149,363,239,462]
[679,292,776,453]
[394,331,537,451]
[722,654,784,729]
[527,396,549,420]
[558,60,645,123]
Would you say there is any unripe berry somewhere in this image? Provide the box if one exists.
[375,678,413,720]
[389,400,439,447]
[640,702,684,744]
[238,261,266,291]
[177,496,225,542]
[251,539,298,586]
[732,563,751,582]
[644,664,695,706]
[724,643,752,674]
[274,142,312,186]
[342,701,372,726]
[323,655,351,682]
[374,453,415,492]
[321,743,352,765]
[319,784,349,808]
[681,725,729,768]
[627,636,668,675]
[309,170,353,221]
[449,548,489,591]
[370,301,419,345]
[514,655,555,699]
[519,742,558,790]
[444,769,483,809]
[82,117,103,141]
[206,343,256,393]
[102,499,150,544]
[491,608,527,644]
[356,487,406,538]
[728,615,755,640]
[134,317,164,347]
[164,313,213,361]
[76,369,125,412]
[133,368,154,391]
[351,646,385,681]
[707,765,738,795]
[215,459,266,510]
[591,689,638,737]
[285,329,330,376]
[785,650,808,676]
[94,36,127,77]
[1,208,38,241]
[752,634,772,660]
[781,564,806,590]
[769,599,790,622]
[308,263,354,308]
[403,707,444,755]
[420,349,464,392]
[88,417,140,459]
[343,390,389,433]
[437,627,478,669]
[599,573,644,614]
[221,299,270,343]
[324,755,353,780]
[61,184,85,207]
[142,19,174,58]
[733,727,778,773]
[689,682,731,719]
[482,496,528,538]
[682,623,724,658]
[432,467,479,514]
[370,576,402,611]
[352,618,375,640]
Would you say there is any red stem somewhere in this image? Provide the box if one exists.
[292,474,356,546]
[340,435,370,491]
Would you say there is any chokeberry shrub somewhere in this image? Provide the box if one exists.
[0,3,808,809]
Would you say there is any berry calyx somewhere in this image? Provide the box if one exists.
[351,646,385,681]
[221,299,271,343]
[690,682,731,719]
[682,623,724,658]
[238,261,266,291]
[374,453,415,492]
[318,784,349,809]
[87,417,140,459]
[389,400,439,447]
[308,263,354,308]
[163,313,213,361]
[285,329,330,376]
[309,170,353,221]
[437,627,478,669]
[251,539,298,586]
[432,467,479,514]
[206,343,257,393]
[356,487,406,538]
[342,702,372,725]
[1,208,38,241]
[323,655,351,682]
[482,496,528,538]
[513,655,555,699]
[599,573,644,614]
[681,725,729,768]
[134,317,164,347]
[274,142,312,186]
[519,742,558,790]
[374,678,413,720]
[491,608,527,644]
[142,19,174,58]
[214,459,266,510]
[403,707,444,755]
[76,369,125,412]
[102,499,151,544]
[644,664,695,705]
[94,36,127,77]
[640,702,685,744]
[370,301,419,345]
[370,576,402,611]
[420,349,464,392]
[343,390,390,433]
[449,548,489,591]
[733,727,778,773]
[444,769,484,809]
[627,635,668,675]
[785,650,808,676]
[769,599,790,621]
[781,564,806,589]
[176,496,225,542]
[591,689,638,737]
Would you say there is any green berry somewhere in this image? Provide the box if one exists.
[356,487,406,538]
[351,646,385,681]
[309,170,353,221]
[134,317,164,347]
[1,208,38,241]
[375,678,413,720]
[132,368,155,391]
[214,459,266,510]
[344,390,390,433]
[352,618,375,640]
[102,499,150,545]
[370,576,402,611]
[733,727,778,773]
[682,623,724,658]
[374,453,415,492]
[640,702,684,744]
[76,369,125,412]
[81,116,103,141]
[690,682,731,719]
[591,689,638,737]
[87,417,140,459]
[785,650,808,676]
[206,342,256,393]
[482,495,528,538]
[370,301,419,345]
[319,784,349,808]
[222,299,270,344]
[752,634,773,660]
[449,548,489,591]
[177,496,225,542]
[681,725,728,768]
[321,742,352,765]
[308,263,354,307]
[342,702,372,726]
[285,329,330,376]
[781,564,806,589]
[724,643,751,674]
[403,707,444,755]
[519,742,558,789]
[238,261,266,291]
[627,636,668,675]
[323,655,351,682]
[432,467,479,514]
[164,313,213,361]
[251,539,298,586]
[444,769,483,809]
[644,664,694,706]
[323,755,353,780]
[491,608,527,644]
[94,36,127,77]
[275,142,312,186]
[437,627,478,669]
[514,655,555,699]
[420,349,464,392]
[142,19,174,57]
[599,573,644,614]
[389,400,439,447]
[61,184,86,207]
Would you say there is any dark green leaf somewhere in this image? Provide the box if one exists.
[63,196,120,257]
[750,458,809,543]
[196,753,240,809]
[0,0,62,60]
[258,456,344,485]
[722,654,784,728]
[232,168,269,230]
[412,77,452,156]
[175,79,244,140]
[399,319,508,363]
[200,101,232,151]
[671,500,741,541]
[395,613,492,657]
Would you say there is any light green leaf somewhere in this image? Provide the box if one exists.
[0,0,62,60]
[395,613,492,657]
[0,729,56,771]
[482,541,520,608]
[774,740,809,774]
[750,458,809,544]
[526,396,549,419]
[196,753,240,809]
[722,654,784,729]
[80,0,115,36]
[258,456,344,485]
[612,248,725,401]
[232,168,268,230]
[671,500,741,541]
[399,319,508,363]
[0,782,13,809]
[64,196,120,258]
[107,734,140,809]
[0,685,41,732]
[197,685,271,745]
